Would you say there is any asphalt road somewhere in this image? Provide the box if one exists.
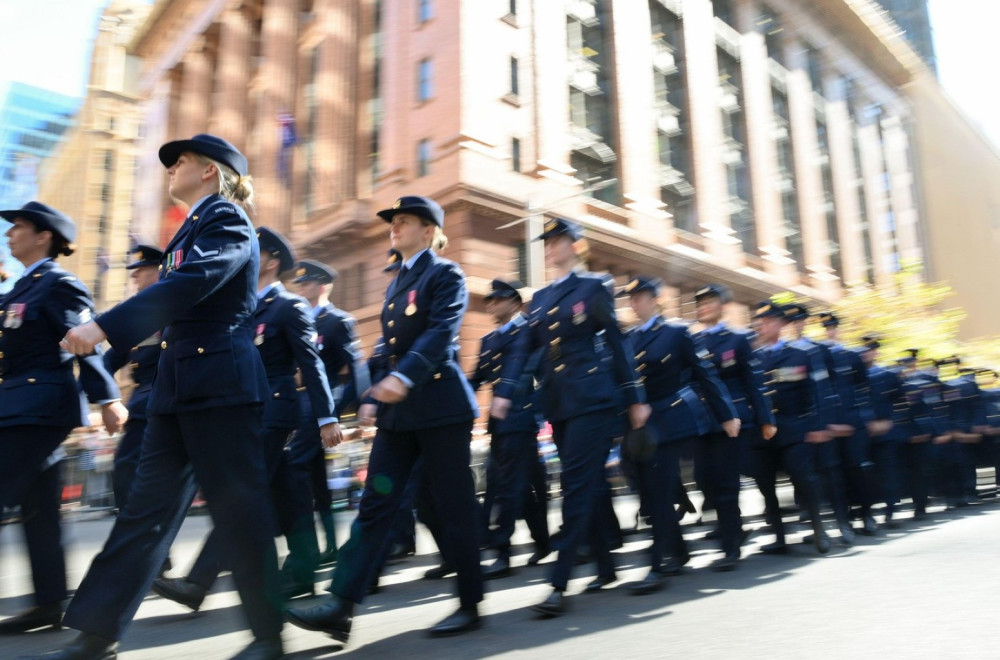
[3,491,1000,659]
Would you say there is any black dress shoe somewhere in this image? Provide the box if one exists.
[584,575,616,592]
[481,557,511,580]
[227,639,283,660]
[627,572,665,595]
[710,554,740,572]
[317,548,338,567]
[152,577,206,611]
[526,548,551,566]
[760,542,789,555]
[16,631,117,659]
[660,554,690,577]
[837,524,855,547]
[531,589,565,617]
[815,532,832,555]
[704,528,721,541]
[0,603,63,634]
[423,563,456,580]
[861,516,878,536]
[285,598,354,643]
[386,543,415,562]
[427,606,480,637]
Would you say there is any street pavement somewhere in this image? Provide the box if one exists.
[4,489,1000,659]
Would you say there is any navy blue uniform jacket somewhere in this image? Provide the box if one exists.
[97,194,268,413]
[0,260,120,428]
[469,314,541,435]
[103,334,161,421]
[313,303,368,413]
[254,284,336,429]
[368,250,477,431]
[696,325,775,430]
[626,318,736,443]
[503,271,645,424]
[756,341,829,446]
[825,342,874,428]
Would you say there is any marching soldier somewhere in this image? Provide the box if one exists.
[491,218,649,616]
[289,259,369,567]
[693,284,776,570]
[818,312,878,535]
[858,337,905,527]
[471,278,550,579]
[619,277,738,590]
[750,302,832,555]
[40,134,293,660]
[286,195,484,644]
[785,304,853,545]
[154,227,340,609]
[102,245,163,511]
[0,203,126,635]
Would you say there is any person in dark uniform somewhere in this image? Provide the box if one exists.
[471,278,550,579]
[750,302,832,555]
[619,277,737,592]
[818,312,877,535]
[0,202,126,635]
[285,195,484,644]
[102,245,163,511]
[492,218,649,616]
[785,304,853,545]
[943,360,987,506]
[289,259,369,567]
[153,227,340,609]
[693,283,776,570]
[858,336,906,526]
[39,134,299,660]
[898,351,938,519]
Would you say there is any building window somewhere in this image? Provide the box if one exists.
[417,138,431,177]
[418,0,433,23]
[417,58,433,102]
[758,6,784,66]
[509,56,519,96]
[511,137,521,172]
[712,0,735,27]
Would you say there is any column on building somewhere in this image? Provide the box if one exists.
[313,0,359,208]
[856,118,892,286]
[782,37,833,291]
[256,0,300,232]
[178,37,212,139]
[882,114,922,266]
[212,2,252,148]
[733,0,792,279]
[530,0,573,181]
[823,72,867,285]
[373,0,410,185]
[681,0,735,254]
[607,0,667,236]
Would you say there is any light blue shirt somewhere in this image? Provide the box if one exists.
[19,257,53,279]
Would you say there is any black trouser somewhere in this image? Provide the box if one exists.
[548,410,620,591]
[484,429,546,558]
[64,406,282,642]
[747,426,823,544]
[696,429,750,557]
[624,441,687,573]
[0,425,72,608]
[330,421,482,608]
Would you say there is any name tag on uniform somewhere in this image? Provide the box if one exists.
[4,303,25,329]
[773,366,807,382]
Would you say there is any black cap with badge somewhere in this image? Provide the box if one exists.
[256,226,296,274]
[533,217,582,242]
[484,278,524,303]
[126,244,164,269]
[617,276,662,298]
[293,259,338,284]
[377,196,444,227]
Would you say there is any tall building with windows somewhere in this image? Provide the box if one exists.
[38,0,152,308]
[0,83,80,290]
[875,0,937,75]
[120,0,1000,353]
